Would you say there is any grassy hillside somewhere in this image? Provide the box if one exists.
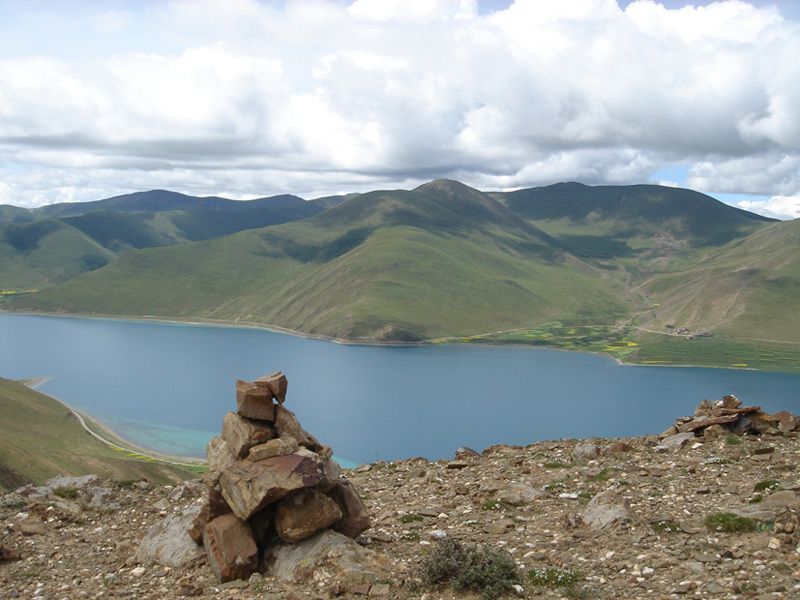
[0,192,324,290]
[4,180,632,341]
[0,377,197,491]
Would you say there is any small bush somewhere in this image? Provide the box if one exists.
[705,512,756,533]
[528,567,584,588]
[754,479,781,492]
[749,494,764,504]
[725,435,743,445]
[543,460,569,469]
[52,486,78,500]
[652,519,681,533]
[419,538,521,600]
[399,513,424,523]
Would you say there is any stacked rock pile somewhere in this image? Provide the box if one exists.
[664,394,798,438]
[190,371,370,583]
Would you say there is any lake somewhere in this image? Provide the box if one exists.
[1,313,799,466]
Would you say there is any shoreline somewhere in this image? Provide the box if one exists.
[19,378,206,467]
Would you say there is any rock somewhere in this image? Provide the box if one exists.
[46,474,101,489]
[134,504,205,568]
[661,432,696,450]
[677,414,738,433]
[572,440,600,462]
[248,436,299,462]
[219,454,326,520]
[454,447,482,460]
[221,412,276,459]
[772,411,796,433]
[86,486,115,508]
[703,424,729,439]
[496,482,542,506]
[0,544,21,562]
[327,480,371,539]
[203,513,259,583]
[204,436,238,487]
[188,487,232,545]
[581,491,630,531]
[694,399,714,417]
[255,371,288,405]
[273,405,322,451]
[19,521,47,536]
[484,519,514,534]
[721,394,742,409]
[659,425,679,437]
[236,380,276,422]
[264,530,389,584]
[275,489,343,543]
[608,441,633,453]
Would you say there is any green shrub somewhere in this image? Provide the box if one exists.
[419,538,521,600]
[528,567,584,588]
[52,486,78,499]
[543,460,570,469]
[754,479,780,492]
[652,519,681,533]
[399,513,424,523]
[725,435,743,445]
[705,512,756,533]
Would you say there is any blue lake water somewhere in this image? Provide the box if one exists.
[1,313,799,465]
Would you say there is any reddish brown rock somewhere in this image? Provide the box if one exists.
[255,371,288,404]
[219,454,326,520]
[608,441,633,453]
[248,436,299,462]
[236,380,276,422]
[677,414,738,433]
[222,411,276,459]
[772,411,797,433]
[203,513,258,583]
[327,480,371,539]
[188,487,232,545]
[275,489,343,543]
[274,405,322,451]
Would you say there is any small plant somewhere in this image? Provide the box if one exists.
[705,512,756,533]
[401,532,420,541]
[754,479,781,492]
[528,567,584,588]
[543,481,566,491]
[749,494,764,504]
[726,435,743,445]
[590,466,623,482]
[52,486,78,500]
[419,538,521,600]
[118,480,137,488]
[399,513,424,523]
[652,519,681,533]
[577,491,595,501]
[543,460,570,469]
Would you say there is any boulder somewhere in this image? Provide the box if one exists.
[204,436,238,487]
[581,491,631,531]
[134,504,206,568]
[188,487,232,545]
[721,394,742,409]
[264,530,389,584]
[772,411,797,433]
[496,482,542,507]
[327,480,371,539]
[274,405,322,451]
[275,489,343,543]
[203,513,259,583]
[221,412,276,459]
[660,432,695,450]
[572,440,600,462]
[255,371,288,405]
[454,447,482,460]
[219,454,326,520]
[46,474,101,489]
[248,436,299,462]
[236,380,276,422]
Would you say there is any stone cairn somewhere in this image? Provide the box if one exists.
[663,394,798,439]
[188,371,370,583]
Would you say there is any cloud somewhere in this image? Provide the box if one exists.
[0,0,798,208]
[737,196,800,220]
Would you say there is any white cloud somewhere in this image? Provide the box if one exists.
[0,0,798,207]
[737,196,800,220]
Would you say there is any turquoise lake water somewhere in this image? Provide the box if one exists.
[1,313,799,465]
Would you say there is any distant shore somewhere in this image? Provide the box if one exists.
[20,378,206,467]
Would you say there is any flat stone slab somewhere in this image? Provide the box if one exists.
[219,454,326,520]
[134,505,205,568]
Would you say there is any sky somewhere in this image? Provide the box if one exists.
[0,0,798,220]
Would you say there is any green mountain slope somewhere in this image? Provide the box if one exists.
[0,378,195,491]
[5,180,632,341]
[0,191,325,290]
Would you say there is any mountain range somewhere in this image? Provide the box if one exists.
[2,179,798,372]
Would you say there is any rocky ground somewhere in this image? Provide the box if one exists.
[3,426,800,599]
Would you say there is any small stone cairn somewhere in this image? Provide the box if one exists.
[663,394,798,439]
[190,371,370,583]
